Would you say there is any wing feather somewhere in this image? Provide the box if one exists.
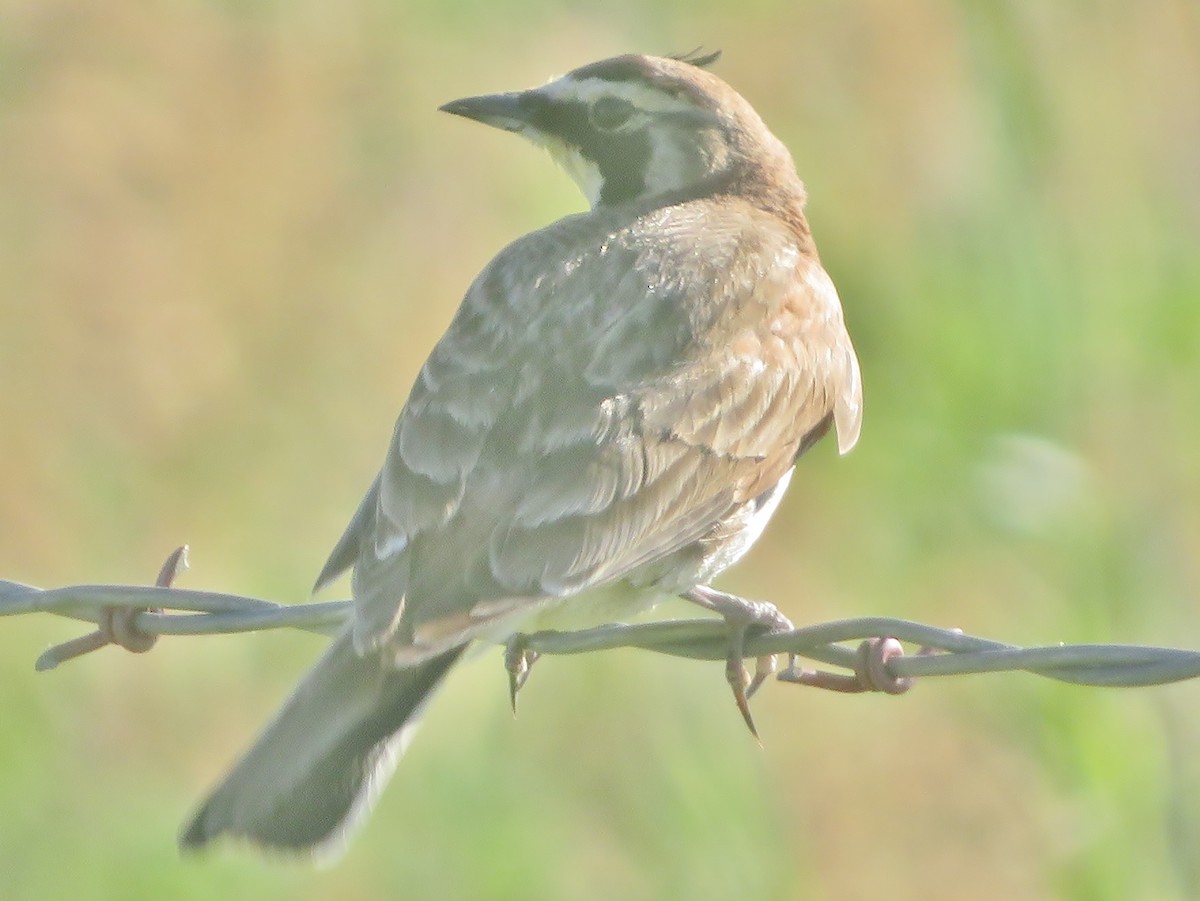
[331,200,861,658]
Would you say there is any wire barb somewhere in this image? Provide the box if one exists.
[777,637,915,694]
[32,546,187,671]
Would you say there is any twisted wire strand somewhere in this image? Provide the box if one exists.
[3,548,1198,689]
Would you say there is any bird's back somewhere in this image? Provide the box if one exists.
[345,195,860,660]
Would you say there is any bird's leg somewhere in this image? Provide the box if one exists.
[503,633,540,715]
[680,584,794,739]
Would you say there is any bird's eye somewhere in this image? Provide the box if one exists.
[588,97,636,132]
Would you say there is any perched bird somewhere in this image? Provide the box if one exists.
[181,50,862,858]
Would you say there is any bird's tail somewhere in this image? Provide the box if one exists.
[180,629,464,859]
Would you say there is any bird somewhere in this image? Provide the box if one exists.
[180,50,862,859]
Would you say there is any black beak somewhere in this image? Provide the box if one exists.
[438,91,530,133]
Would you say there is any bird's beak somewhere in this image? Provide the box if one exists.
[438,91,531,133]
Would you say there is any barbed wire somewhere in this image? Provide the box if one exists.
[2,546,1199,693]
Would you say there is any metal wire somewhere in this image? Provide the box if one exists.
[3,547,1199,690]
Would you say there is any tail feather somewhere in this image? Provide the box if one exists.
[180,630,464,858]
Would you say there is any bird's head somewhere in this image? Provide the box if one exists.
[439,52,802,210]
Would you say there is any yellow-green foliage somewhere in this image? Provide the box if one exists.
[1,2,1198,899]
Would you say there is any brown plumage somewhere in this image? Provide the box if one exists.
[182,52,862,859]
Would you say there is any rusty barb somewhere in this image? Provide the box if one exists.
[2,547,1200,693]
[29,545,187,671]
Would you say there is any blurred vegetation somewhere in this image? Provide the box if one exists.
[1,0,1198,898]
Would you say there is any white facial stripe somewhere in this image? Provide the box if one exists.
[541,76,699,116]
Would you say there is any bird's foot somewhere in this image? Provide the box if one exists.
[681,585,795,741]
[503,634,540,715]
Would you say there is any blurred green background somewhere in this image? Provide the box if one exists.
[2,0,1198,898]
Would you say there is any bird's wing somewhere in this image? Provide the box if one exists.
[485,237,862,597]
[342,202,861,658]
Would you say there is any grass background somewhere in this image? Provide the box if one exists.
[1,1,1198,898]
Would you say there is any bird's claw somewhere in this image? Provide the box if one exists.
[724,619,792,741]
[683,586,793,740]
[722,620,755,737]
[746,653,780,699]
[504,635,539,715]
